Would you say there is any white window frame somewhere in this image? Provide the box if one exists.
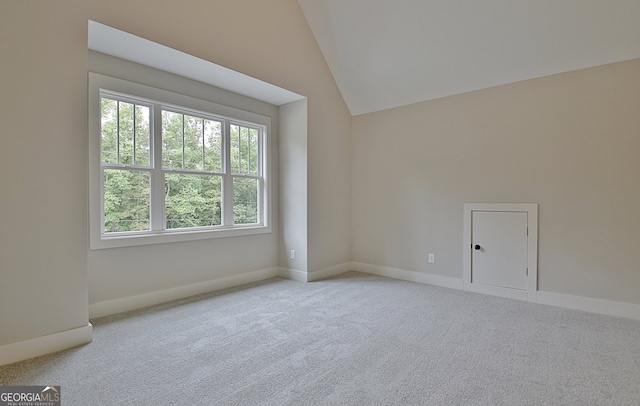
[89,73,272,249]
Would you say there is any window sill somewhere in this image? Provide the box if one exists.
[90,224,271,250]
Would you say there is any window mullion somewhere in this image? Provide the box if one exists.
[181,114,185,169]
[133,104,137,165]
[258,128,264,224]
[259,128,264,177]
[151,105,164,231]
[201,118,205,171]
[255,140,265,226]
[222,120,233,226]
[258,177,264,225]
[100,166,106,235]
[116,101,120,164]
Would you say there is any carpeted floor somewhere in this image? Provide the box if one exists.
[1,271,640,405]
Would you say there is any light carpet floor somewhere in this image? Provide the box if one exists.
[2,271,640,405]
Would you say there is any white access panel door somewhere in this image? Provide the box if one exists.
[471,211,528,291]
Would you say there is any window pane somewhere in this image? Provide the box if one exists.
[134,105,151,166]
[231,124,259,175]
[240,126,249,173]
[233,177,258,224]
[184,115,203,171]
[101,98,118,164]
[165,173,221,229]
[249,128,259,174]
[230,124,240,173]
[204,119,222,172]
[119,101,135,165]
[103,169,150,232]
[162,110,183,169]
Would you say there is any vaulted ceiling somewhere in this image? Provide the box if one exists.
[297,0,640,115]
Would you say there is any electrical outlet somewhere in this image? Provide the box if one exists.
[428,253,435,264]
[290,249,296,260]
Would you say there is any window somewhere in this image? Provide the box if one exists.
[89,73,271,249]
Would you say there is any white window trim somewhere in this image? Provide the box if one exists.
[89,72,272,249]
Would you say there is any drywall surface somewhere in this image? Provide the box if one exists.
[279,99,309,272]
[352,58,640,305]
[87,52,280,304]
[0,0,351,349]
[307,95,352,272]
[84,0,350,303]
[0,0,89,346]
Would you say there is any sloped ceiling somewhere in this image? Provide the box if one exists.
[297,0,640,115]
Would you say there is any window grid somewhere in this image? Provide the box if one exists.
[100,91,264,235]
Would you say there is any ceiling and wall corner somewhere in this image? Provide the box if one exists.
[297,0,640,115]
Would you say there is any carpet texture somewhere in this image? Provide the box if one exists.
[2,271,640,405]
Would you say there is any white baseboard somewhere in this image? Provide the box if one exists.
[8,265,636,369]
[537,290,640,320]
[89,261,640,326]
[0,323,93,367]
[279,267,308,282]
[351,262,640,321]
[280,262,352,283]
[308,262,352,282]
[89,267,281,318]
[351,262,464,290]
[464,282,529,302]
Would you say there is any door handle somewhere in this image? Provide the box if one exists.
[474,244,481,250]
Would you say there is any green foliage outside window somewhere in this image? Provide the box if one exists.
[165,173,222,229]
[101,98,151,232]
[103,169,150,232]
[100,96,260,233]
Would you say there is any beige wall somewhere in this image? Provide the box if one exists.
[352,58,640,304]
[0,0,89,346]
[279,99,309,273]
[87,52,281,305]
[307,96,352,272]
[3,0,636,355]
[0,0,351,347]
